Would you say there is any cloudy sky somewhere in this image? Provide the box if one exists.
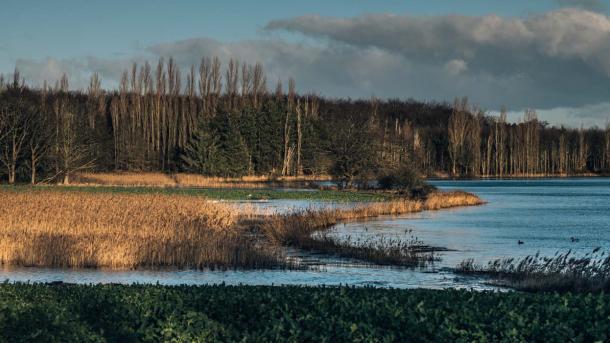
[2,0,610,127]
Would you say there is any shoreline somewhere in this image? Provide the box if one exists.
[425,173,609,180]
[0,188,483,270]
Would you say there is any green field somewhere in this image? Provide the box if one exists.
[1,283,609,342]
[0,185,391,202]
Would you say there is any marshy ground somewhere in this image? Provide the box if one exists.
[0,181,483,270]
[3,175,608,293]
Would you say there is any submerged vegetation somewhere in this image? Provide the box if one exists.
[0,188,481,269]
[2,283,610,342]
[302,234,440,267]
[261,191,483,267]
[456,249,610,292]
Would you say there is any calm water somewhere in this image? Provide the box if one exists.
[2,178,608,288]
[333,178,610,268]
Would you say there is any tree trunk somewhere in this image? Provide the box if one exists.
[282,110,291,176]
[296,101,302,176]
[8,164,15,184]
[31,159,37,184]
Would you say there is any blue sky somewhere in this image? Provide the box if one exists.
[2,0,610,127]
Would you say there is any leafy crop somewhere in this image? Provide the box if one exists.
[0,283,609,342]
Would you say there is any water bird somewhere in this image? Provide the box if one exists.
[570,237,579,243]
[518,240,524,245]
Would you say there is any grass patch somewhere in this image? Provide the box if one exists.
[0,184,391,202]
[72,171,333,188]
[1,283,609,342]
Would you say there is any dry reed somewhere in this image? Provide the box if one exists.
[71,172,331,189]
[457,249,610,292]
[259,191,484,265]
[0,190,281,269]
[0,188,483,269]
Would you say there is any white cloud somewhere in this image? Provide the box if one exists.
[496,102,610,128]
[15,58,88,89]
[10,9,610,127]
[264,9,610,115]
[445,59,468,75]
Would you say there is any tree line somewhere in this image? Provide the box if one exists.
[1,58,609,185]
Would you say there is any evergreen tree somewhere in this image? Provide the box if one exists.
[210,112,249,177]
[179,120,223,175]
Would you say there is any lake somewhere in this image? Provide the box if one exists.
[333,178,610,268]
[2,178,609,289]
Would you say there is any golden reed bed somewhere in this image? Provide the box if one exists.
[0,191,279,269]
[260,191,484,245]
[0,189,483,269]
[71,172,332,189]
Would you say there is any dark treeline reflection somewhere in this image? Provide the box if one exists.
[1,57,609,185]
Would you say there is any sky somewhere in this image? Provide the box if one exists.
[2,0,610,127]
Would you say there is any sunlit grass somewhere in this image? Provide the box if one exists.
[0,184,390,202]
[72,171,332,189]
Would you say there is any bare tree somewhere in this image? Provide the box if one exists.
[210,57,222,114]
[86,72,102,129]
[448,97,469,176]
[558,130,567,174]
[0,105,29,184]
[605,122,610,171]
[274,79,283,102]
[282,107,292,176]
[198,57,211,116]
[0,102,7,144]
[27,108,52,184]
[52,74,95,184]
[308,95,319,119]
[296,99,303,175]
[0,73,29,184]
[287,78,296,110]
[54,105,95,184]
[140,62,153,154]
[225,58,239,110]
[524,109,540,175]
[578,124,588,172]
[466,109,482,176]
[252,63,266,109]
[241,62,252,107]
[495,108,507,176]
[186,64,197,139]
